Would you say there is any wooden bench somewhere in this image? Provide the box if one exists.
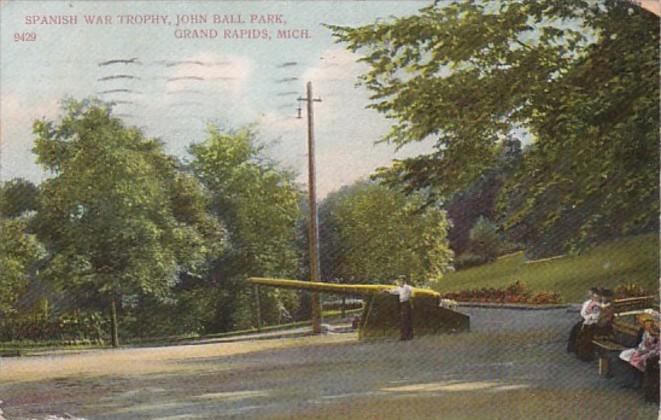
[591,295,656,377]
[592,320,641,376]
[610,296,656,315]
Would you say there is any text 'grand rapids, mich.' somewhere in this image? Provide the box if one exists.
[23,13,311,40]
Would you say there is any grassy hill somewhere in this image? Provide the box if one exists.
[434,234,659,303]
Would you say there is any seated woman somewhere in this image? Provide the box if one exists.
[594,288,614,338]
[567,287,599,353]
[618,312,660,389]
[568,287,601,361]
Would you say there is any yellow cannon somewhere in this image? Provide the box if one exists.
[248,277,470,339]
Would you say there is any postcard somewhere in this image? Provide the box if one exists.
[0,1,659,419]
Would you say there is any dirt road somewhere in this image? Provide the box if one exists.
[1,308,657,419]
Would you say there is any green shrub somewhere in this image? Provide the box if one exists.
[454,253,487,270]
[0,311,106,343]
[469,217,501,262]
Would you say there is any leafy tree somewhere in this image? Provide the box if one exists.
[0,217,45,316]
[0,178,38,218]
[189,126,303,331]
[499,2,659,254]
[0,178,43,316]
[31,99,222,346]
[319,180,453,286]
[468,217,500,262]
[329,0,659,254]
[447,173,502,255]
[447,138,522,254]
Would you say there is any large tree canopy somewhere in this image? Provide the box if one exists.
[189,126,303,330]
[500,1,659,252]
[330,0,659,253]
[319,180,453,285]
[31,99,222,343]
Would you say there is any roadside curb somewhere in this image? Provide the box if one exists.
[457,302,572,310]
[194,324,355,345]
[189,329,314,345]
[16,330,315,357]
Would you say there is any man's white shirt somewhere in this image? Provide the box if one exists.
[389,284,413,302]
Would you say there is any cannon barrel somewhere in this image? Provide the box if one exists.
[248,277,469,340]
[247,277,441,298]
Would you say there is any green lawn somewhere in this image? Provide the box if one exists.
[435,233,659,303]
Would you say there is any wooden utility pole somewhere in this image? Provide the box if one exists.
[298,82,322,334]
[110,294,119,347]
[254,285,262,331]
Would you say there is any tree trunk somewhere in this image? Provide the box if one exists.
[110,294,119,348]
[341,296,346,318]
[254,285,262,331]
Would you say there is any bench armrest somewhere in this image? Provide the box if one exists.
[592,339,626,352]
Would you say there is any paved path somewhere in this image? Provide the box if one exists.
[0,308,658,419]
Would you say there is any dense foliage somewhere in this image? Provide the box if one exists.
[0,178,43,317]
[319,180,453,286]
[329,0,659,256]
[445,138,521,255]
[0,217,45,316]
[0,178,38,218]
[468,217,501,262]
[189,126,304,331]
[31,100,222,344]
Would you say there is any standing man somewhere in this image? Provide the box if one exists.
[389,276,414,340]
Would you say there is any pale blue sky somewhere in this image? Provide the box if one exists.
[1,0,434,197]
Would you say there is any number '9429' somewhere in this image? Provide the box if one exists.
[14,32,37,42]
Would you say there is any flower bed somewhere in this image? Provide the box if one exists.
[442,281,562,304]
[614,282,653,299]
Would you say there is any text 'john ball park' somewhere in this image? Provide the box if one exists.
[23,14,312,40]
